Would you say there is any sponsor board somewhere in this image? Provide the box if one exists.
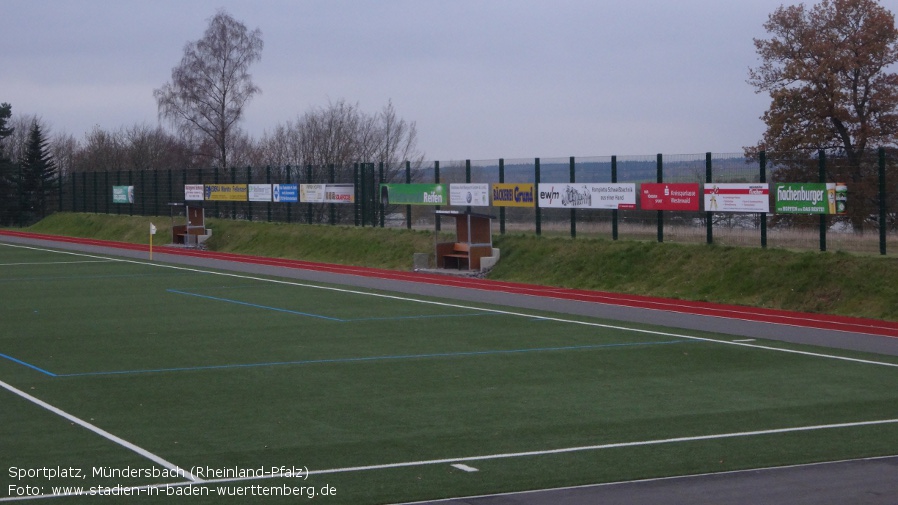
[491,183,535,208]
[640,183,700,211]
[205,184,247,201]
[272,183,298,203]
[300,184,325,203]
[535,183,636,209]
[323,184,355,204]
[112,186,134,204]
[703,183,769,213]
[300,184,355,203]
[774,183,846,214]
[380,184,447,205]
[184,184,204,201]
[449,183,490,206]
[248,184,273,202]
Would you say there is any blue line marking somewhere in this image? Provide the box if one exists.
[0,353,57,377]
[167,289,345,321]
[53,340,688,377]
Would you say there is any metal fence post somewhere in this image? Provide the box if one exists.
[405,161,411,230]
[230,167,237,220]
[285,165,292,224]
[879,147,887,255]
[246,166,253,222]
[535,158,541,236]
[706,152,713,245]
[498,158,505,235]
[353,163,360,226]
[434,161,441,232]
[760,151,767,248]
[93,171,98,214]
[104,171,110,215]
[570,156,576,239]
[656,153,663,243]
[266,165,272,223]
[611,155,618,240]
[213,167,219,218]
[819,150,826,252]
[379,162,385,228]
[465,159,472,214]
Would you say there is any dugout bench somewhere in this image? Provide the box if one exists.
[171,205,212,247]
[434,210,495,271]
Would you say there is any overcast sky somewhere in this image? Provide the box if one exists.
[4,0,807,161]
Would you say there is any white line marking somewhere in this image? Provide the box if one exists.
[451,463,479,472]
[733,339,756,342]
[0,260,112,266]
[4,242,897,370]
[0,378,199,483]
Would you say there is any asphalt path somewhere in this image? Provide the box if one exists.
[3,232,898,505]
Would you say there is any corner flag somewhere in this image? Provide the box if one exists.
[149,223,157,260]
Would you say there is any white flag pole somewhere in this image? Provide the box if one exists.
[149,223,157,260]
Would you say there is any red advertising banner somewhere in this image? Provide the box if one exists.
[639,183,701,211]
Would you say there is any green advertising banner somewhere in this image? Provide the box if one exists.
[774,183,847,214]
[112,186,134,204]
[380,184,447,205]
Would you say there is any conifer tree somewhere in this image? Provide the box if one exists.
[18,120,57,224]
[0,103,17,225]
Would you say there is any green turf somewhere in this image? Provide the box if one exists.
[3,242,898,504]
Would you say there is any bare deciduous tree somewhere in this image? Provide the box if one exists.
[154,10,263,170]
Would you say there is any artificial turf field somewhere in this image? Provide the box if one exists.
[2,241,898,504]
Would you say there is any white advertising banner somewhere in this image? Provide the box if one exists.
[300,184,355,203]
[248,184,273,202]
[537,183,636,209]
[300,184,324,203]
[184,184,204,201]
[449,183,490,207]
[704,183,770,213]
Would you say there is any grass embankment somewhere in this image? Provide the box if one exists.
[20,212,898,321]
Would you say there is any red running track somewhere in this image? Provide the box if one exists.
[3,229,897,338]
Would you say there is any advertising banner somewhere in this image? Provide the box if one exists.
[379,184,447,205]
[774,183,847,214]
[323,184,355,203]
[272,183,298,203]
[703,183,769,213]
[639,183,701,211]
[205,184,247,201]
[535,183,636,209]
[491,183,535,208]
[248,184,272,202]
[300,184,324,203]
[112,186,134,204]
[300,184,355,203]
[449,183,490,206]
[184,184,204,201]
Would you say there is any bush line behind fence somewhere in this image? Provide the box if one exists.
[36,150,898,256]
